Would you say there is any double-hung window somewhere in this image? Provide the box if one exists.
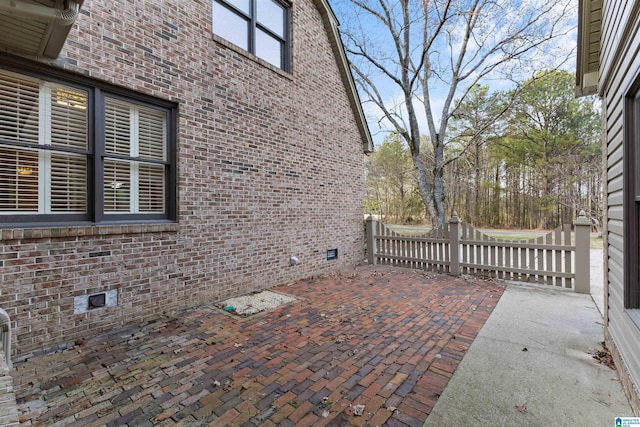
[0,66,176,225]
[1,73,89,216]
[212,0,290,71]
[103,98,168,215]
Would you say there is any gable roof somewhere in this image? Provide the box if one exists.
[313,0,374,153]
[576,0,602,97]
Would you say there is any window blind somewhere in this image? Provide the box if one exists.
[0,71,40,145]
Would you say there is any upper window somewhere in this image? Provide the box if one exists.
[0,68,177,225]
[212,0,290,71]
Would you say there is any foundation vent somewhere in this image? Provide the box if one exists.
[74,290,118,314]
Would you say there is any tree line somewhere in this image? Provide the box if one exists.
[365,70,602,230]
[338,0,578,228]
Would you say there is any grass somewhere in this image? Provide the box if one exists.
[388,225,604,249]
[388,227,432,236]
[483,231,603,249]
[479,231,545,240]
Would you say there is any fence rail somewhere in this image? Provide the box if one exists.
[366,211,591,293]
[370,219,451,272]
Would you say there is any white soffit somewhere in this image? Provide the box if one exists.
[0,0,82,59]
[576,0,601,97]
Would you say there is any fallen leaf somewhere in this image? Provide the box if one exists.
[353,404,365,416]
[589,344,616,370]
[515,404,528,413]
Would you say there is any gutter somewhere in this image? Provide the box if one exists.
[0,0,80,25]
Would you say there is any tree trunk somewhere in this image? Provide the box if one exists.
[433,138,446,227]
[412,151,438,225]
[474,142,481,225]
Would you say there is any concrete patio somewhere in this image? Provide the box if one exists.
[423,246,633,425]
[11,266,503,426]
[424,284,631,426]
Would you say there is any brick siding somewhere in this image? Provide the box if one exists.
[0,0,366,356]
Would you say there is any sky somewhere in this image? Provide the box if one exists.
[327,0,579,145]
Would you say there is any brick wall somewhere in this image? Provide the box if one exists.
[0,0,367,357]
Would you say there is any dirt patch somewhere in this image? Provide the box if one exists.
[217,290,296,316]
[589,342,616,370]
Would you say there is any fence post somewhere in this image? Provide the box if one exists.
[449,211,460,276]
[574,210,591,294]
[366,214,377,265]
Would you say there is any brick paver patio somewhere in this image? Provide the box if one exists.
[12,266,504,426]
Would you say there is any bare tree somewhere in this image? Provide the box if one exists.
[336,0,576,226]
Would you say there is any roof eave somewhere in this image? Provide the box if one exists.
[576,0,601,97]
[0,0,83,60]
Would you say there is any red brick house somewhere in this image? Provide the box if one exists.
[0,0,372,358]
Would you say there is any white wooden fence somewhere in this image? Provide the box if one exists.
[366,211,592,293]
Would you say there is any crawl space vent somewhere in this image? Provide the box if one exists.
[88,293,106,309]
